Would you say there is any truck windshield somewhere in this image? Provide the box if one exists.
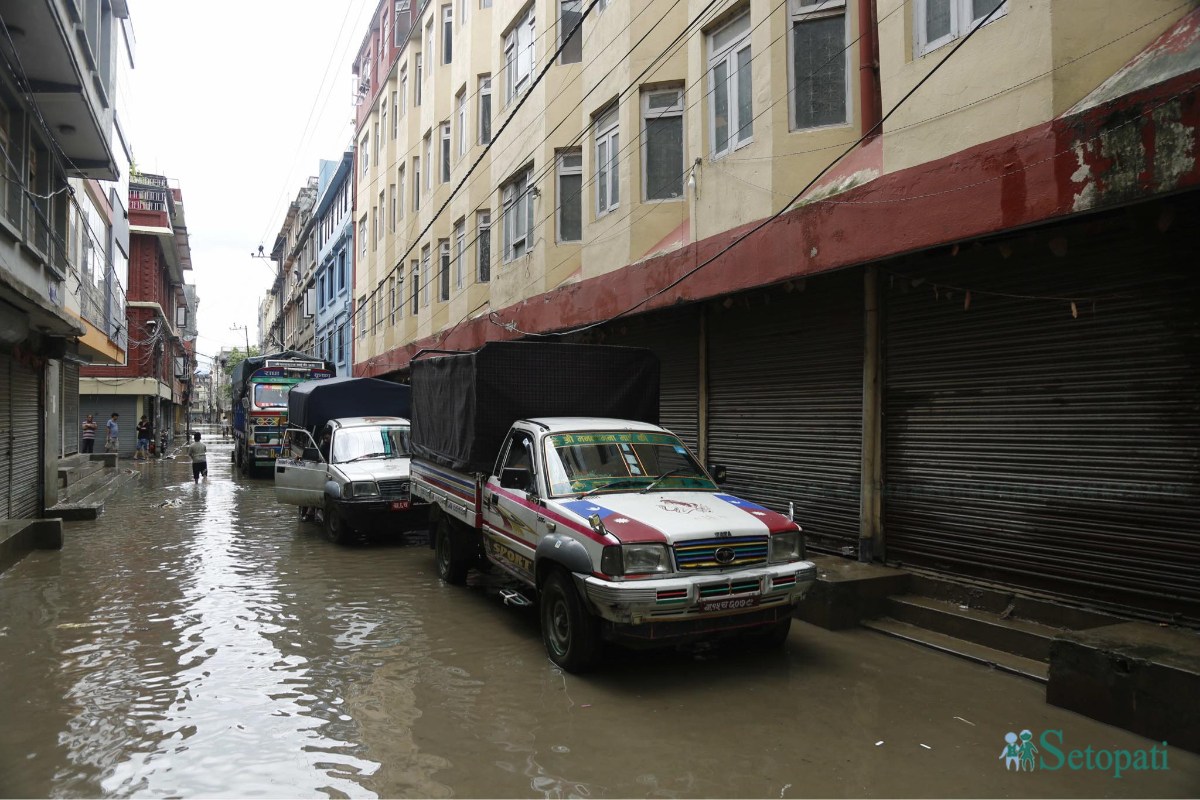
[543,431,716,497]
[253,383,291,408]
[332,426,412,463]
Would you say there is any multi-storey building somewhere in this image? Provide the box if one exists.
[313,150,355,376]
[80,172,194,456]
[1,0,130,520]
[347,0,1200,624]
[266,178,319,353]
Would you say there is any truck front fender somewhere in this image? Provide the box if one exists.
[324,479,343,500]
[535,535,594,588]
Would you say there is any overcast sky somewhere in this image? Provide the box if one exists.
[125,0,377,368]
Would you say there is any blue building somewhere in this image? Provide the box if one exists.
[313,151,354,377]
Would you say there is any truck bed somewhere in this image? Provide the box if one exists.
[411,459,480,528]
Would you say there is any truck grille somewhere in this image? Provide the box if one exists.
[378,479,411,501]
[674,536,767,570]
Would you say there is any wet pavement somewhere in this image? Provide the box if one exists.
[1,428,1198,798]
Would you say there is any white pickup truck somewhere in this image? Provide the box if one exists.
[410,342,816,672]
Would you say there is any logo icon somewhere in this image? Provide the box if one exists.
[1001,730,1038,772]
[714,547,736,564]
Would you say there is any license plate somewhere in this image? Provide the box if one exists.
[390,500,411,511]
[699,596,760,613]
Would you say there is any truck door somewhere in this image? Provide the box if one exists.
[483,430,542,581]
[274,428,328,507]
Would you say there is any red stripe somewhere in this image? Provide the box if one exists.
[492,488,613,546]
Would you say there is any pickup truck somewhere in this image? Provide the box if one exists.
[274,377,426,543]
[410,342,816,672]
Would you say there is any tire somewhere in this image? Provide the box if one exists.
[434,515,470,585]
[324,499,354,545]
[540,569,602,673]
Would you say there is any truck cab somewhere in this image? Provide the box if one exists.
[276,416,425,544]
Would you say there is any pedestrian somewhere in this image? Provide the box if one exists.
[81,414,97,453]
[187,431,208,483]
[104,412,119,453]
[135,415,152,460]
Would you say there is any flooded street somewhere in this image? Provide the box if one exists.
[0,430,1197,798]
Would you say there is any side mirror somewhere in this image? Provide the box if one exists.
[500,467,531,492]
[708,464,728,484]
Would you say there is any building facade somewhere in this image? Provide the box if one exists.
[1,0,130,519]
[343,0,1200,624]
[80,172,195,456]
[266,178,319,354]
[313,151,355,376]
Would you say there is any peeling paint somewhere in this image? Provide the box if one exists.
[793,168,881,209]
[1152,100,1197,190]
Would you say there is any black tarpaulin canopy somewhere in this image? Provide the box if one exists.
[288,377,412,434]
[411,341,659,474]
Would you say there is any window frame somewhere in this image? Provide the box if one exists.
[411,259,420,314]
[504,5,536,103]
[787,0,850,131]
[641,86,686,202]
[558,0,582,65]
[421,244,431,307]
[477,210,491,282]
[456,88,468,157]
[914,0,1007,56]
[453,218,467,290]
[478,75,493,144]
[440,121,452,183]
[707,11,754,159]
[555,148,582,242]
[501,165,534,263]
[439,238,451,301]
[594,104,619,217]
[442,4,454,64]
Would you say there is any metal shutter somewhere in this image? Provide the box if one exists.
[707,271,864,553]
[61,361,80,456]
[884,217,1200,623]
[3,353,43,518]
[0,354,9,518]
[78,394,139,458]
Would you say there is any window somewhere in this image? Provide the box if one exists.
[423,132,432,190]
[642,87,684,200]
[389,276,397,324]
[504,6,536,102]
[594,105,619,216]
[338,250,346,291]
[413,156,421,210]
[459,0,469,27]
[396,274,404,319]
[398,165,406,220]
[442,5,453,64]
[359,217,367,257]
[790,0,847,129]
[376,114,383,161]
[478,75,492,144]
[481,0,491,7]
[559,0,582,64]
[556,149,582,241]
[421,244,431,306]
[501,166,534,262]
[390,183,397,230]
[453,219,466,289]
[477,210,491,282]
[426,17,434,75]
[358,297,367,338]
[916,0,1005,56]
[392,88,399,136]
[360,133,370,176]
[456,88,468,157]
[327,264,335,301]
[709,12,753,157]
[411,259,420,313]
[318,274,327,309]
[400,65,409,117]
[439,239,451,301]
[415,53,423,105]
[440,121,451,182]
[379,191,386,239]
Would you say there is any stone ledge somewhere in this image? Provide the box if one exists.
[794,555,910,630]
[1047,622,1200,754]
[0,519,64,575]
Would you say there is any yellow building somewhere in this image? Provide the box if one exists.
[348,0,1200,626]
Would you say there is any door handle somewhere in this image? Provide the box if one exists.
[537,515,556,532]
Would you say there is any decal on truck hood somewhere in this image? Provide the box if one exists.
[557,492,796,544]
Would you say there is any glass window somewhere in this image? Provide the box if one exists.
[559,0,582,64]
[477,210,491,282]
[504,6,536,102]
[501,167,534,262]
[442,4,453,64]
[411,259,420,314]
[454,219,466,289]
[708,13,753,157]
[439,238,451,301]
[478,75,493,144]
[542,431,715,497]
[556,149,582,241]
[456,89,468,156]
[595,105,619,216]
[642,87,684,200]
[915,0,1005,55]
[440,121,451,182]
[421,244,431,306]
[791,0,847,130]
[331,424,412,463]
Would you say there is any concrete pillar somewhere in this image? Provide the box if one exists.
[859,266,883,562]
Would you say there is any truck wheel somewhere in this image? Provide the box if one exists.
[324,500,354,545]
[540,570,602,673]
[435,516,469,585]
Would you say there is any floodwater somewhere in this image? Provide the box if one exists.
[1,429,1197,798]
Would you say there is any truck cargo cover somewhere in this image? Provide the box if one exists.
[411,341,659,473]
[288,377,412,433]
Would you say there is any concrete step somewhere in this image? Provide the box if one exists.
[906,570,1122,630]
[57,466,119,505]
[861,617,1049,683]
[48,470,140,521]
[884,594,1066,661]
[57,456,106,488]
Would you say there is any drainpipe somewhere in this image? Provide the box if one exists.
[857,0,882,138]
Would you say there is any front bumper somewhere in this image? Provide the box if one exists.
[335,498,430,533]
[581,560,816,633]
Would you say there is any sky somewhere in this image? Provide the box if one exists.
[124,0,378,369]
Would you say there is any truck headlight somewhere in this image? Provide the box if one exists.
[769,531,803,563]
[345,480,380,498]
[601,544,672,576]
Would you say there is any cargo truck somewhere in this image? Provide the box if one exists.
[230,350,334,476]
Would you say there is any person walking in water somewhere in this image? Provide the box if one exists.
[81,414,97,453]
[104,412,119,453]
[187,432,208,483]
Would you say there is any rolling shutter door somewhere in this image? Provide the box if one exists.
[0,354,9,518]
[62,361,80,456]
[3,354,43,519]
[707,271,863,553]
[884,219,1200,622]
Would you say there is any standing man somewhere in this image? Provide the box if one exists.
[105,412,119,453]
[135,415,152,460]
[187,432,208,483]
[81,414,97,453]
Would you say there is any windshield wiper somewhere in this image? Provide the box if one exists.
[641,468,697,493]
[579,478,643,498]
[343,452,390,463]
